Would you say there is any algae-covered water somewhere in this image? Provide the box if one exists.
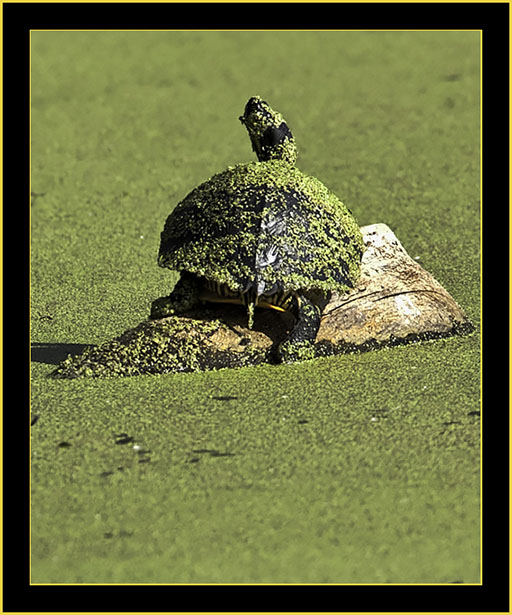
[30,30,480,584]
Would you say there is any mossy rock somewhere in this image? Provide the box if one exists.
[50,224,474,379]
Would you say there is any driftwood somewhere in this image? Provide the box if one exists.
[50,224,474,379]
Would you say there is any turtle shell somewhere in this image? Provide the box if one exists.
[158,160,364,296]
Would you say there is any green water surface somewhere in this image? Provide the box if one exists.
[31,30,480,584]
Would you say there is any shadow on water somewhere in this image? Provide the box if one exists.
[31,343,94,366]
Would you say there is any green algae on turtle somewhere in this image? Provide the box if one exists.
[237,96,298,165]
[152,96,364,363]
[157,161,363,295]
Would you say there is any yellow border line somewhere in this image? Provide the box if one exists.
[509,2,512,606]
[29,28,484,31]
[27,27,485,591]
[0,2,3,612]
[7,0,512,3]
[480,27,484,589]
[28,27,32,591]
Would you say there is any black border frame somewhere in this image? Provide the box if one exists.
[6,2,509,613]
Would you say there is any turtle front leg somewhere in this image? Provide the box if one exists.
[150,272,201,319]
[276,292,326,363]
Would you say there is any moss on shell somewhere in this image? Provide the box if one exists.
[159,160,364,295]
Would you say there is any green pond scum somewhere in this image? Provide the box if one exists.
[51,316,270,378]
[31,31,480,584]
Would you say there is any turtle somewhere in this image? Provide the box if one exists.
[150,96,365,363]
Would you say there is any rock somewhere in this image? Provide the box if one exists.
[316,223,474,352]
[50,224,474,379]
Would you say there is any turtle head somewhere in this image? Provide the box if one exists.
[239,96,297,165]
